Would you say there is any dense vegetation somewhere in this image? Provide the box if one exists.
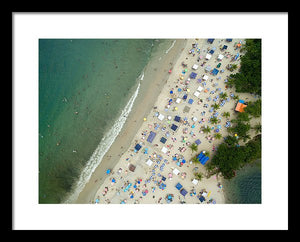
[204,100,262,179]
[244,99,261,118]
[206,134,261,179]
[203,39,262,179]
[229,39,261,95]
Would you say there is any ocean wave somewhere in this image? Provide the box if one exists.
[63,81,141,203]
[138,71,144,81]
[165,40,176,54]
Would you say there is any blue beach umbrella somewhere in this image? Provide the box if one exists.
[106,169,111,174]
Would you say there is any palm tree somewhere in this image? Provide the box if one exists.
[226,78,235,88]
[219,92,228,100]
[252,123,262,134]
[194,172,203,181]
[210,116,218,124]
[223,111,230,119]
[204,151,210,157]
[211,103,220,110]
[189,143,198,153]
[191,155,199,164]
[214,133,222,140]
[202,126,211,134]
[233,94,239,101]
[230,64,238,71]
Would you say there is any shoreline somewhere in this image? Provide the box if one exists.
[74,38,260,204]
[73,39,188,203]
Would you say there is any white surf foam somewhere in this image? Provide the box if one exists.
[139,71,144,81]
[165,40,176,54]
[63,81,141,203]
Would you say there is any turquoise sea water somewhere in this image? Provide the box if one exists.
[39,39,170,203]
[223,160,261,204]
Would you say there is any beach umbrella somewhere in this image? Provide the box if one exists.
[143,117,147,121]
[178,88,182,92]
[170,90,173,94]
[234,53,239,60]
[106,169,111,174]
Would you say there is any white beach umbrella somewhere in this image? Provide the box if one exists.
[192,64,199,70]
[205,53,212,60]
[197,86,204,92]
[161,146,168,154]
[173,168,180,175]
[218,54,224,60]
[193,91,200,97]
[158,113,165,121]
[192,179,198,185]
[146,159,153,166]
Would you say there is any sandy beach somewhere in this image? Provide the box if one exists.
[74,38,260,204]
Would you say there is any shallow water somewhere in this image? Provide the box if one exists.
[223,159,261,204]
[38,39,171,203]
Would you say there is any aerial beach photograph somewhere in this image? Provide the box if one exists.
[13,13,288,230]
[39,38,262,205]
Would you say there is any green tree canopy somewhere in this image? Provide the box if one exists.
[245,99,261,118]
[207,135,261,179]
[229,39,261,95]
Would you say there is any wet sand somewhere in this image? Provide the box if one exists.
[74,39,188,203]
